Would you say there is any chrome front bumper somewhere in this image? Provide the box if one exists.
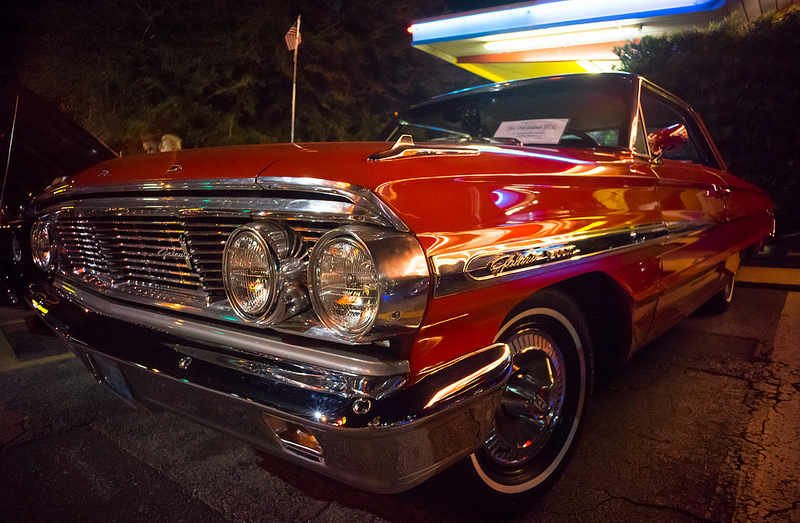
[26,279,511,494]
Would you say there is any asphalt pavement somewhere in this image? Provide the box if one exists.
[1,243,799,522]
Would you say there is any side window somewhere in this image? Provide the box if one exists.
[640,90,707,166]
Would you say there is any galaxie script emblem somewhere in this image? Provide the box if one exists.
[157,234,194,270]
[466,244,580,280]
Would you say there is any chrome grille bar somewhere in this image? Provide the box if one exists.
[48,206,355,307]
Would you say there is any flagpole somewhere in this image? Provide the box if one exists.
[290,15,300,143]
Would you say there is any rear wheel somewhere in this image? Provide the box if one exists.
[701,271,735,315]
[465,291,593,500]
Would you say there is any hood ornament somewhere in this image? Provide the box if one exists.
[368,134,480,162]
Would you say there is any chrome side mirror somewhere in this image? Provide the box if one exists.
[648,123,688,161]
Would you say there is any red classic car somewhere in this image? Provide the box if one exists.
[25,73,773,501]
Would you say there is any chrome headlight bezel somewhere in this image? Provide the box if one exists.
[222,221,307,324]
[30,219,56,272]
[308,225,430,342]
[308,230,381,339]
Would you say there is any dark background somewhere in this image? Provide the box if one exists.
[2,1,798,231]
[0,0,498,152]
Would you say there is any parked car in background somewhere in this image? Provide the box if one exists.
[0,83,117,303]
[24,73,772,501]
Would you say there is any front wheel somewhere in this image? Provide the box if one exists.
[463,290,593,501]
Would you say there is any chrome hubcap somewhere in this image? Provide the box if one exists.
[484,328,566,466]
[723,275,735,302]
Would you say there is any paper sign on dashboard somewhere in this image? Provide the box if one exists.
[494,119,569,144]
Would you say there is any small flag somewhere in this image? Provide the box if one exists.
[285,24,301,51]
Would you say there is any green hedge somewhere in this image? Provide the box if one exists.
[616,7,800,233]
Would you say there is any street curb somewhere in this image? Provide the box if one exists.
[738,266,800,292]
[739,281,800,292]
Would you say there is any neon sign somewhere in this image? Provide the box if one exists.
[409,0,727,44]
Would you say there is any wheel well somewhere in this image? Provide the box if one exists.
[504,272,632,380]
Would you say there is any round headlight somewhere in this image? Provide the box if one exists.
[222,227,278,320]
[309,232,380,339]
[31,220,56,272]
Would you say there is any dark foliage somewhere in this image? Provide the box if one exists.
[7,0,482,154]
[616,8,800,232]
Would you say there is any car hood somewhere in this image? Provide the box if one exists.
[55,140,629,236]
[66,140,617,189]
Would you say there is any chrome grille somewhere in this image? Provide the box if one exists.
[52,211,342,303]
[33,176,408,322]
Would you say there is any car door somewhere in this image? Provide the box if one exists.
[638,85,731,334]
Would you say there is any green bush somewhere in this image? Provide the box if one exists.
[616,7,800,233]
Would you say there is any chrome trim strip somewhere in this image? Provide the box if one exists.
[663,219,717,237]
[433,220,720,297]
[51,278,410,377]
[172,344,407,400]
[42,196,374,223]
[36,176,411,233]
[256,177,411,233]
[433,222,672,297]
[434,223,668,277]
[35,178,263,204]
[464,223,674,281]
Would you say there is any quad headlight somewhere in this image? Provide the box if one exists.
[222,221,306,323]
[223,221,430,343]
[223,227,277,319]
[309,231,380,338]
[31,219,56,272]
[308,226,430,342]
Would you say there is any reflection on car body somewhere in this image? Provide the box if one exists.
[25,73,772,501]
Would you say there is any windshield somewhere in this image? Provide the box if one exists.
[386,74,636,150]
